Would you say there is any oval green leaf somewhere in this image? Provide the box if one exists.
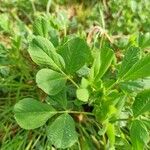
[76,88,89,102]
[28,36,65,71]
[36,68,66,95]
[123,54,150,81]
[14,98,56,129]
[33,17,50,38]
[47,114,78,149]
[58,37,91,74]
[130,120,149,150]
[118,46,141,79]
[132,89,150,117]
[95,47,114,80]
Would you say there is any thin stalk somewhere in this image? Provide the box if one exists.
[64,27,67,37]
[93,32,100,49]
[56,110,94,116]
[46,110,94,116]
[100,8,105,29]
[16,75,23,101]
[77,141,82,150]
[31,135,41,149]
[102,135,107,149]
[25,139,33,150]
[0,83,33,88]
[58,68,79,88]
[46,0,52,15]
[67,77,79,88]
[30,0,36,15]
[99,35,104,49]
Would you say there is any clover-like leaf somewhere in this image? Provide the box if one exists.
[76,88,89,102]
[90,47,114,80]
[28,36,65,71]
[130,120,149,150]
[47,114,78,149]
[122,54,150,81]
[33,17,50,38]
[118,46,141,79]
[132,89,150,117]
[14,98,56,129]
[58,37,91,74]
[96,48,114,79]
[36,68,66,95]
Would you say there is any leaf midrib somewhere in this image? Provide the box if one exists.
[59,114,67,148]
[15,111,56,114]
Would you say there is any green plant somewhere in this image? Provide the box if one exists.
[13,16,150,149]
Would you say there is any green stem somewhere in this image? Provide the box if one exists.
[0,83,33,88]
[103,135,107,149]
[67,77,79,88]
[100,8,105,29]
[57,110,94,116]
[30,0,36,15]
[49,110,94,116]
[59,69,79,88]
[46,0,52,15]
[77,141,82,150]
[100,35,104,49]
[31,135,41,149]
[25,139,33,150]
[64,27,67,37]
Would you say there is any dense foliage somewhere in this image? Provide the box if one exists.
[0,0,150,149]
